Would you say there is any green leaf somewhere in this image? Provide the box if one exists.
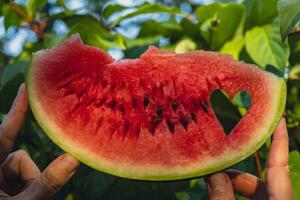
[289,65,300,79]
[180,18,199,38]
[220,37,245,60]
[245,24,290,70]
[43,34,64,48]
[210,90,243,134]
[138,20,181,38]
[232,156,255,174]
[57,0,68,9]
[124,46,149,59]
[278,0,300,40]
[0,2,5,14]
[26,0,48,18]
[126,35,162,48]
[175,192,189,200]
[100,178,190,200]
[0,74,24,113]
[2,5,22,29]
[288,34,300,65]
[289,151,300,200]
[64,15,112,39]
[175,38,197,53]
[73,166,117,200]
[68,25,124,50]
[175,179,208,200]
[102,4,127,19]
[244,0,278,30]
[199,19,213,43]
[196,2,244,50]
[196,3,220,22]
[110,3,183,28]
[232,90,251,110]
[1,61,28,88]
[65,15,125,50]
[286,78,300,129]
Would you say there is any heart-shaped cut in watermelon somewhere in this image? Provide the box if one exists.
[26,35,286,180]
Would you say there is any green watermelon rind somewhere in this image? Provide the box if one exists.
[26,51,286,181]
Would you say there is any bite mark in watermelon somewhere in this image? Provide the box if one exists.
[26,35,286,180]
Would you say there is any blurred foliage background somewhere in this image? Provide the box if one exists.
[1,0,300,199]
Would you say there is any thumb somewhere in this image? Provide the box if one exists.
[207,172,235,200]
[13,154,79,200]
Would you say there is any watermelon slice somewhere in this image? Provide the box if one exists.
[26,35,286,180]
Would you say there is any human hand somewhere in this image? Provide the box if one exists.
[207,118,293,200]
[0,84,80,200]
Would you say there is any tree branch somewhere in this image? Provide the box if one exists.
[254,152,263,178]
[8,1,30,22]
[8,1,48,38]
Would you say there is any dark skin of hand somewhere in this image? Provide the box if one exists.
[207,118,293,200]
[0,84,79,200]
[0,84,294,200]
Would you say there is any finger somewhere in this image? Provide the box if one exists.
[13,154,79,200]
[226,169,268,200]
[0,190,10,198]
[207,172,235,200]
[40,154,79,194]
[0,84,28,163]
[267,118,289,168]
[266,118,293,200]
[0,150,40,195]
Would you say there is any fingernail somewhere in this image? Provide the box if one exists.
[209,173,228,193]
[18,83,25,95]
[15,83,26,103]
[280,118,286,128]
[60,154,80,174]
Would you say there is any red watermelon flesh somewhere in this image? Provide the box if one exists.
[26,35,286,180]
